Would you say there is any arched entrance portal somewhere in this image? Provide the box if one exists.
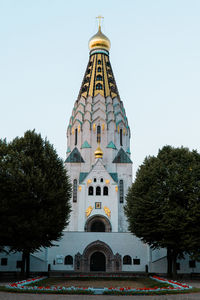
[90,251,106,271]
[74,240,122,272]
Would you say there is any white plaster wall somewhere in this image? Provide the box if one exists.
[78,160,118,232]
[177,254,200,274]
[47,232,149,272]
[0,251,22,272]
[151,250,200,274]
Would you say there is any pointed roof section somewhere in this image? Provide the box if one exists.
[109,173,118,183]
[78,24,120,100]
[79,172,89,183]
[81,141,91,149]
[113,148,132,164]
[107,141,117,150]
[65,147,85,163]
[67,22,129,136]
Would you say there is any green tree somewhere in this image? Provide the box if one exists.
[0,131,71,277]
[124,146,200,278]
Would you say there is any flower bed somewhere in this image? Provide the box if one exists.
[5,275,193,295]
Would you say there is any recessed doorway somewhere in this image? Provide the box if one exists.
[91,220,105,232]
[90,251,106,271]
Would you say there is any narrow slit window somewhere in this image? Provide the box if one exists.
[75,128,78,145]
[97,67,101,72]
[103,186,108,196]
[119,180,124,203]
[97,125,101,143]
[120,128,123,146]
[73,179,77,203]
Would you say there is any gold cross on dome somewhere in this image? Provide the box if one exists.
[96,15,104,29]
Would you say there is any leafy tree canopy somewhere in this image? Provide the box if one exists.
[125,146,200,268]
[0,130,71,254]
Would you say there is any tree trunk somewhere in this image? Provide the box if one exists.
[25,251,30,278]
[167,247,172,278]
[171,250,177,279]
[20,251,25,278]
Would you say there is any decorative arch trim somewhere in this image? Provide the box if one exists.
[82,240,114,259]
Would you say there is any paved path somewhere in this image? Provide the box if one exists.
[0,292,200,300]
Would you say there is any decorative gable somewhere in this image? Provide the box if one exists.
[112,148,132,164]
[80,159,116,185]
[81,141,91,149]
[65,147,85,163]
[107,141,117,150]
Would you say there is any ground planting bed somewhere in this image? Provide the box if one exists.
[30,276,164,288]
[4,275,196,295]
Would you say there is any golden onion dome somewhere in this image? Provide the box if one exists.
[89,26,111,52]
[94,143,103,159]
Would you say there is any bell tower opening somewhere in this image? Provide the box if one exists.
[90,251,106,271]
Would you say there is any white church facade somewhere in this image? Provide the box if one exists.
[1,23,200,275]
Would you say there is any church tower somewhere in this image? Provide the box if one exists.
[65,21,132,234]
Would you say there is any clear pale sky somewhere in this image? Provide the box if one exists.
[0,0,200,178]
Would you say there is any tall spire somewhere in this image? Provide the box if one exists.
[78,20,120,99]
[67,21,130,169]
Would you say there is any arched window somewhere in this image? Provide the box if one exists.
[96,186,101,196]
[119,180,124,203]
[97,67,101,72]
[64,255,73,265]
[120,128,123,146]
[88,186,93,196]
[97,125,101,143]
[98,59,101,65]
[75,128,78,145]
[103,186,108,196]
[96,83,103,90]
[100,178,103,183]
[123,255,132,265]
[96,75,102,81]
[73,179,77,203]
